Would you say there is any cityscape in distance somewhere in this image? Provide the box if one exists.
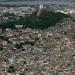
[0,0,75,75]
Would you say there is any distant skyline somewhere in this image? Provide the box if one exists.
[0,0,75,6]
[0,0,73,1]
[0,0,74,1]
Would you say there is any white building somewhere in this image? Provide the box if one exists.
[56,9,75,14]
[39,4,44,9]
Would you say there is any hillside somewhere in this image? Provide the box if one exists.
[0,9,70,29]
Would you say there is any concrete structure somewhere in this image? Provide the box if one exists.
[37,4,44,16]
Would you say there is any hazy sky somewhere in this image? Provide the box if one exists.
[0,0,74,6]
[0,0,72,1]
[0,0,74,1]
[0,0,74,3]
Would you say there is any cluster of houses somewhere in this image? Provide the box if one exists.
[0,18,75,74]
[0,5,75,75]
[0,6,36,22]
[56,8,75,14]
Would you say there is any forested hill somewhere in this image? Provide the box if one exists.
[0,10,70,29]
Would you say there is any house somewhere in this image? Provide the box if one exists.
[66,35,75,49]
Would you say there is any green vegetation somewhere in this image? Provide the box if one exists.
[15,44,22,49]
[0,47,3,51]
[25,40,35,46]
[0,10,70,29]
[19,71,26,75]
[7,65,16,73]
[3,12,15,17]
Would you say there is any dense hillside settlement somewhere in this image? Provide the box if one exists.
[0,4,75,75]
